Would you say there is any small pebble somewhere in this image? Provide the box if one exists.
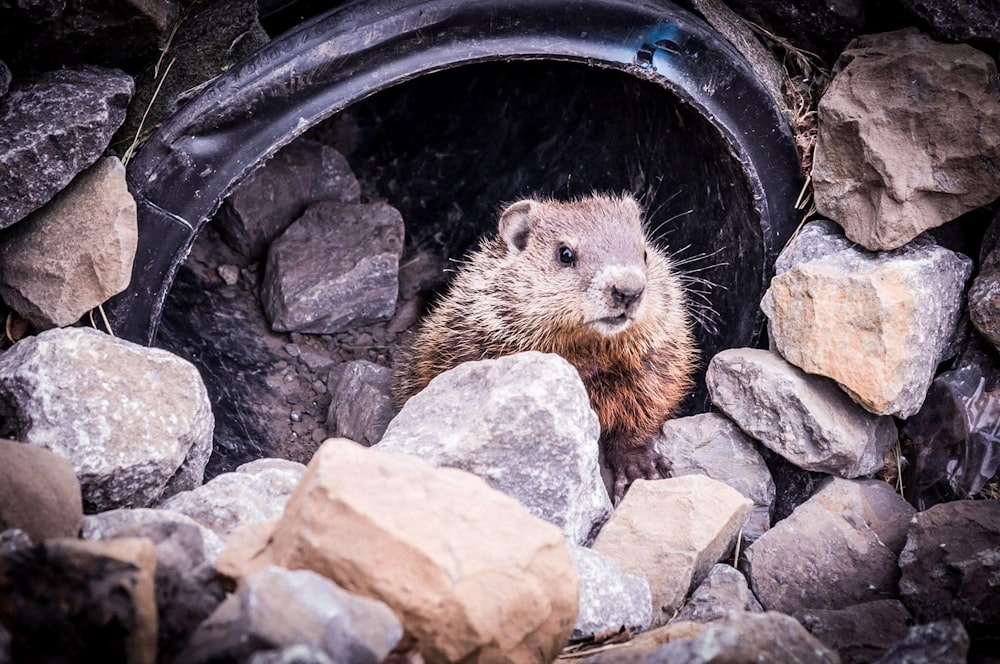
[290,411,302,423]
[284,343,301,358]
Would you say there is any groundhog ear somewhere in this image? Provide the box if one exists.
[498,200,535,253]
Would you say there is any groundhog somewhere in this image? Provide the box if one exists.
[393,193,698,502]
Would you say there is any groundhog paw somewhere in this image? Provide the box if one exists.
[608,444,671,505]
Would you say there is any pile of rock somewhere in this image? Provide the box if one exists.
[1,2,1000,663]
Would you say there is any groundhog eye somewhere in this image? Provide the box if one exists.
[644,249,649,263]
[556,244,576,267]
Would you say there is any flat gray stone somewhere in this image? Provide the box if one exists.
[707,348,898,478]
[675,563,763,624]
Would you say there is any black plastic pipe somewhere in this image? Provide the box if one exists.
[106,0,803,347]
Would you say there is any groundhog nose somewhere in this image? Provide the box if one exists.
[611,284,644,308]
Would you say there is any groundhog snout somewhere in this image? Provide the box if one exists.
[611,284,644,310]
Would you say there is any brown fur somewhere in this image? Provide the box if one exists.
[394,194,698,499]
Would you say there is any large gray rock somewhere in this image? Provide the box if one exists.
[158,458,306,537]
[328,360,394,446]
[177,565,403,664]
[216,139,361,259]
[744,477,915,614]
[0,65,133,228]
[0,156,137,329]
[655,413,775,542]
[591,475,751,626]
[261,202,403,334]
[377,351,611,545]
[707,348,898,478]
[0,438,82,541]
[570,544,652,641]
[0,328,213,512]
[812,29,1000,251]
[761,220,972,418]
[675,563,763,624]
[898,500,1000,631]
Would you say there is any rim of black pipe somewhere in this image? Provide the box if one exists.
[106,0,803,346]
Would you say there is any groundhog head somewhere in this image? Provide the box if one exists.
[495,193,661,338]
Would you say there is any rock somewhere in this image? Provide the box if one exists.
[158,457,306,537]
[639,612,839,664]
[655,413,775,542]
[0,327,213,512]
[899,0,1000,44]
[0,59,9,98]
[570,544,652,642]
[812,29,1000,251]
[969,213,1000,351]
[261,201,403,334]
[0,537,157,664]
[900,365,1000,509]
[14,0,180,72]
[178,565,402,664]
[761,220,972,418]
[328,360,394,446]
[216,139,361,258]
[898,500,1000,632]
[875,619,969,664]
[217,438,579,664]
[590,475,751,626]
[0,438,82,541]
[248,645,335,664]
[376,351,611,545]
[82,506,224,561]
[0,156,137,329]
[743,477,915,614]
[675,563,763,624]
[81,508,227,662]
[0,65,133,229]
[706,348,898,477]
[794,600,911,664]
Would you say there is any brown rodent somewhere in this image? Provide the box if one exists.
[393,193,698,502]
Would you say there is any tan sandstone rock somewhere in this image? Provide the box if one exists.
[217,438,579,664]
[590,475,751,627]
[0,156,137,329]
[812,29,1000,251]
[761,221,971,418]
